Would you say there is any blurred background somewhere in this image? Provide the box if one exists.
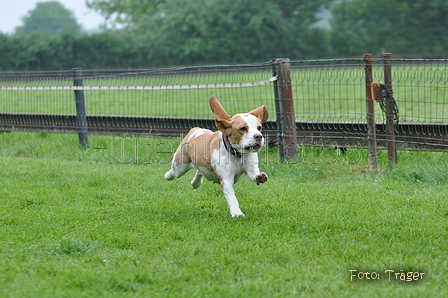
[1,0,447,70]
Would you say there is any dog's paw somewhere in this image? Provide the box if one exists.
[230,207,245,218]
[191,177,203,189]
[255,172,268,185]
[231,212,246,218]
[164,171,175,180]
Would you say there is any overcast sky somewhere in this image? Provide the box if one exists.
[0,0,105,34]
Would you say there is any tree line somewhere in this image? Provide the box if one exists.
[1,0,448,71]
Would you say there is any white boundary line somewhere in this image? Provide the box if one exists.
[0,76,277,91]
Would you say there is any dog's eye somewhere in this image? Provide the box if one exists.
[257,126,262,131]
[240,127,247,132]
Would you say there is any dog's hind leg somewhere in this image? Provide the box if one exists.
[164,142,192,180]
[164,161,191,180]
[191,170,203,189]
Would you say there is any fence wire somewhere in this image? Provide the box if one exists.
[289,58,448,124]
[0,65,276,118]
[0,58,447,151]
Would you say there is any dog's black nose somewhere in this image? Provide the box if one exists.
[254,133,263,143]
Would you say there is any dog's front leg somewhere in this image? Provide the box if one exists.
[220,179,245,218]
[246,164,268,185]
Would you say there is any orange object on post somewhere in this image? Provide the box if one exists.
[371,82,383,102]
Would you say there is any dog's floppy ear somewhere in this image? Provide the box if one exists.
[249,106,269,123]
[210,95,232,135]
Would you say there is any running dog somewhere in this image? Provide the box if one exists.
[164,95,269,217]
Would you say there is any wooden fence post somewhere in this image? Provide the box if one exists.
[364,54,377,170]
[73,68,88,147]
[383,53,397,165]
[271,58,298,161]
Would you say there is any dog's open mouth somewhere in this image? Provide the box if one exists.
[245,144,262,152]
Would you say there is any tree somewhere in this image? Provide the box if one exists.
[329,0,448,56]
[86,0,333,64]
[86,0,161,28]
[15,1,82,36]
[138,0,332,65]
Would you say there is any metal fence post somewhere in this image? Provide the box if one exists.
[73,68,88,147]
[383,53,397,165]
[271,58,298,161]
[364,54,377,170]
[271,59,284,160]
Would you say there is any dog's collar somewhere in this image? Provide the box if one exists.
[222,133,242,158]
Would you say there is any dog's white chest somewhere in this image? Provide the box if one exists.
[196,165,220,184]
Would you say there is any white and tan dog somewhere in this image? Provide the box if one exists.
[164,95,269,217]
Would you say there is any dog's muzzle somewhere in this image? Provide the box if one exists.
[245,144,262,152]
[244,133,263,152]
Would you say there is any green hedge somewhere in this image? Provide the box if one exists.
[0,29,332,71]
[0,32,152,70]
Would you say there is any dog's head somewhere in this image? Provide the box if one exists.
[209,95,268,153]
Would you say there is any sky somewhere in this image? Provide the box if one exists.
[0,0,105,34]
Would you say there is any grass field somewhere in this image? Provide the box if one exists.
[0,131,447,297]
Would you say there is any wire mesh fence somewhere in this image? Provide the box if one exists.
[0,65,275,118]
[290,58,448,124]
[0,57,447,155]
[291,59,368,124]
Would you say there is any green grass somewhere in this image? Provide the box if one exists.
[0,132,447,297]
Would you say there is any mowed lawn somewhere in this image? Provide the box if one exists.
[0,132,447,297]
